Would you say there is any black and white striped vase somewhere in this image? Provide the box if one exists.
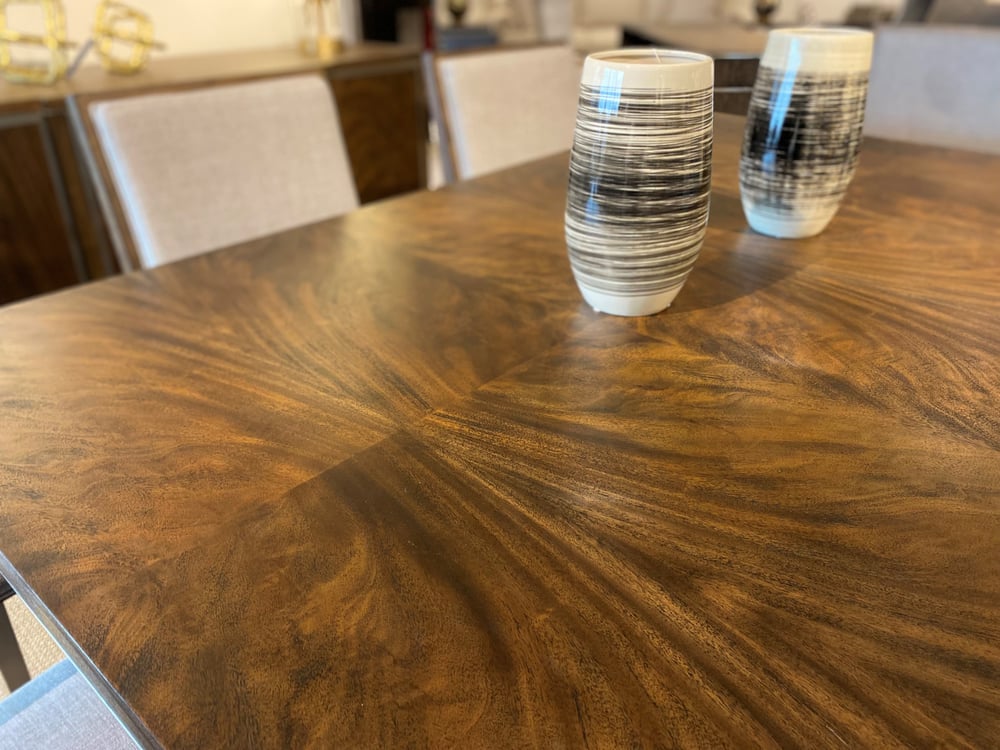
[740,28,874,239]
[565,49,714,317]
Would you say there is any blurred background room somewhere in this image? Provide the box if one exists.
[2,3,999,747]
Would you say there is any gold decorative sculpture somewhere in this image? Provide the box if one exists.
[754,0,780,25]
[298,0,343,60]
[0,0,73,85]
[93,0,164,74]
[447,0,468,26]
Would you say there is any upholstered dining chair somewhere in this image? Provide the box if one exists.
[0,660,137,749]
[70,74,359,271]
[424,45,583,183]
[865,25,1000,154]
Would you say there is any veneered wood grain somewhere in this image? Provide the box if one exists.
[0,114,998,748]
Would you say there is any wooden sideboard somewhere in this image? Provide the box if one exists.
[0,44,426,306]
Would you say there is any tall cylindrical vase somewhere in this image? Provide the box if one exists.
[739,28,874,239]
[565,49,714,317]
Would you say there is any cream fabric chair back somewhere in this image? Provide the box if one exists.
[84,75,359,270]
[865,25,1000,154]
[428,46,583,182]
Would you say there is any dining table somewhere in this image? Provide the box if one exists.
[0,113,998,748]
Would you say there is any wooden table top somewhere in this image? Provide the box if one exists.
[0,43,420,112]
[1,114,999,748]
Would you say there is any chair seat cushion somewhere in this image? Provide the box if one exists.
[0,659,137,749]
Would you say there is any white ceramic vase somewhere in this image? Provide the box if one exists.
[739,28,874,239]
[565,49,714,317]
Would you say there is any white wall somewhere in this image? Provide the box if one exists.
[40,0,899,63]
[59,0,360,60]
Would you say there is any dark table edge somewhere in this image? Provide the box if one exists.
[0,553,160,749]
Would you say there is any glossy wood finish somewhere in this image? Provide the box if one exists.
[0,115,998,748]
[64,46,428,208]
[72,67,421,272]
[0,45,425,303]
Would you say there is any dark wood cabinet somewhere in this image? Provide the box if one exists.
[0,44,426,306]
[330,65,427,203]
[0,105,85,304]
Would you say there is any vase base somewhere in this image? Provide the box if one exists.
[578,285,683,317]
[744,206,836,239]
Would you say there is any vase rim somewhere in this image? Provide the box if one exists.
[587,48,713,68]
[760,25,874,73]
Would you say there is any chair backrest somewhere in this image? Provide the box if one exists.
[72,74,359,270]
[425,45,583,182]
[539,0,572,41]
[865,24,1000,154]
